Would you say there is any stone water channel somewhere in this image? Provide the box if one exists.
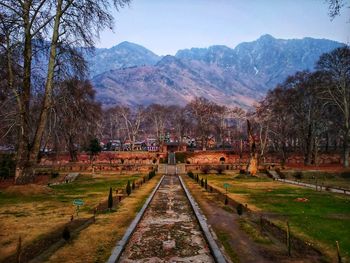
[118,174,215,262]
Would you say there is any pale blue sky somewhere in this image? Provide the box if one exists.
[97,0,350,55]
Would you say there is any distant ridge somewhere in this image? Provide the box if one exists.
[87,41,161,77]
[90,35,344,108]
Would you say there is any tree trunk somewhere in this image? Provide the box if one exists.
[68,136,78,162]
[344,129,349,167]
[313,137,319,166]
[15,2,34,184]
[305,124,314,166]
[15,0,63,184]
[325,132,329,153]
[29,0,62,163]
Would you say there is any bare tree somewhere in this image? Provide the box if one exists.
[168,105,190,143]
[187,97,219,150]
[119,106,145,151]
[317,46,350,167]
[53,78,101,162]
[258,87,294,165]
[254,102,270,162]
[327,0,348,19]
[146,104,169,144]
[212,105,229,149]
[0,0,130,183]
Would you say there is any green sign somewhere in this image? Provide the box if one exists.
[73,199,84,206]
[223,183,231,188]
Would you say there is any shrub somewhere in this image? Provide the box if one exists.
[126,180,131,196]
[175,152,187,163]
[108,187,113,210]
[51,172,59,178]
[0,154,16,179]
[187,171,194,178]
[293,171,303,180]
[148,170,156,180]
[275,168,286,179]
[62,226,70,241]
[236,203,243,216]
[201,165,211,174]
[340,171,350,178]
[216,165,225,174]
[86,138,102,162]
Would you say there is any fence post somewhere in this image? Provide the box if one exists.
[336,241,342,263]
[286,221,291,256]
[259,215,263,232]
[16,236,22,263]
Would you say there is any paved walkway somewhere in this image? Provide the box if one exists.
[118,175,214,262]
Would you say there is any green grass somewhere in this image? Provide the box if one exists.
[202,173,350,259]
[216,230,239,263]
[283,170,350,190]
[0,174,142,207]
[250,187,350,257]
[0,191,50,205]
[238,218,272,244]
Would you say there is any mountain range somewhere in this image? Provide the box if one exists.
[88,35,343,108]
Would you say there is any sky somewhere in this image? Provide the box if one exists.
[96,0,350,55]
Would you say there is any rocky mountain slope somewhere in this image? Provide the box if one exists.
[91,35,343,108]
[87,41,160,77]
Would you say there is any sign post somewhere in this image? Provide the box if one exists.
[223,183,231,197]
[73,199,84,217]
[223,183,231,193]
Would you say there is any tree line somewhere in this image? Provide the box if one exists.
[0,0,349,184]
[255,46,350,167]
[0,0,131,183]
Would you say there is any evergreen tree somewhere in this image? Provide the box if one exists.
[62,226,70,241]
[187,171,194,178]
[126,180,131,196]
[108,187,113,210]
[237,204,243,216]
[87,138,102,163]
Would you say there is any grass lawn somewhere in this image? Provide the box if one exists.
[282,170,350,190]
[0,173,145,261]
[47,174,161,263]
[201,173,350,260]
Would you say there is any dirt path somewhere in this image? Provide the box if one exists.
[183,176,322,263]
[118,175,214,262]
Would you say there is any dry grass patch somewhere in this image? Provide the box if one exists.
[5,184,53,195]
[46,175,160,263]
[0,173,146,261]
[0,200,75,260]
